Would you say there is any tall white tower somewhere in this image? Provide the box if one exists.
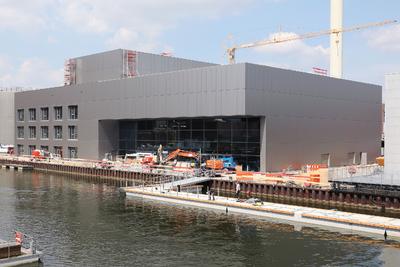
[330,0,343,78]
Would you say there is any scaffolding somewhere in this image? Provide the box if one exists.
[64,59,77,85]
[122,50,137,78]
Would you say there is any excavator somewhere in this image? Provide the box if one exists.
[161,149,199,165]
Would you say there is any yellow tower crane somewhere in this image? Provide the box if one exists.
[226,19,397,68]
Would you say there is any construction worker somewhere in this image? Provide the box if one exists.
[235,182,241,200]
[210,188,215,201]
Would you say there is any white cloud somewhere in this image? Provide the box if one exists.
[0,0,272,87]
[349,62,400,87]
[0,56,11,73]
[0,57,63,88]
[1,0,257,48]
[0,0,54,31]
[61,0,109,33]
[47,36,58,44]
[106,27,158,51]
[253,31,329,73]
[367,24,400,52]
[365,25,400,52]
[60,0,255,51]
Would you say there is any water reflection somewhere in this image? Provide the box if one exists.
[0,169,399,266]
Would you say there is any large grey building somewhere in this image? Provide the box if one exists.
[14,49,382,171]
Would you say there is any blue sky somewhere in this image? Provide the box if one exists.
[0,0,399,88]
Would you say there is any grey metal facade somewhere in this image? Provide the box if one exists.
[14,51,381,171]
[73,49,215,84]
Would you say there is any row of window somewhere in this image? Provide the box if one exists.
[17,105,78,122]
[16,145,78,158]
[17,126,78,140]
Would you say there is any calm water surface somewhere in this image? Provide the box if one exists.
[1,170,399,267]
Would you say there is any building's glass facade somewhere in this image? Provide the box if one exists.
[119,117,260,170]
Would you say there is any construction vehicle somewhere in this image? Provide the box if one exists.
[160,149,199,174]
[220,156,236,170]
[0,144,14,154]
[124,152,153,164]
[31,149,51,159]
[205,159,224,170]
[205,156,236,170]
[162,149,199,164]
[376,156,384,166]
[141,155,154,165]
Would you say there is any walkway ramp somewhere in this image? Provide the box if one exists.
[162,176,212,190]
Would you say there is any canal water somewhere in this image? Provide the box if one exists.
[1,170,399,267]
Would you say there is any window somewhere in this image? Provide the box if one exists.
[41,126,49,139]
[17,145,24,155]
[321,153,331,167]
[53,146,63,157]
[17,109,24,122]
[68,105,78,120]
[54,126,62,139]
[40,146,49,151]
[68,126,78,140]
[28,108,36,121]
[28,145,36,155]
[118,117,261,171]
[54,106,62,120]
[41,107,49,120]
[17,126,24,138]
[68,147,78,158]
[28,126,36,139]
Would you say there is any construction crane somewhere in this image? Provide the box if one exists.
[226,19,397,70]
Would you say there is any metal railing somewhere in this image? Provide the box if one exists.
[0,231,40,259]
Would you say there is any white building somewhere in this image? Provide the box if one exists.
[384,73,400,185]
[0,90,15,145]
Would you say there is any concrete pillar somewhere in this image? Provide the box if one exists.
[324,191,330,201]
[345,193,351,203]
[376,196,382,206]
[268,185,273,195]
[394,198,399,209]
[292,188,297,198]
[260,116,268,172]
[318,190,323,200]
[353,194,358,205]
[360,195,366,205]
[311,190,316,199]
[385,197,391,208]
[330,0,343,78]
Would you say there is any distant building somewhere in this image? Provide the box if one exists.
[0,90,15,145]
[14,49,381,171]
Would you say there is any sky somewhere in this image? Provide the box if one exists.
[0,0,399,89]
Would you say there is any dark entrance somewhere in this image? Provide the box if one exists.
[119,116,260,171]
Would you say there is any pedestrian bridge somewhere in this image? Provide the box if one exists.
[161,176,212,190]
